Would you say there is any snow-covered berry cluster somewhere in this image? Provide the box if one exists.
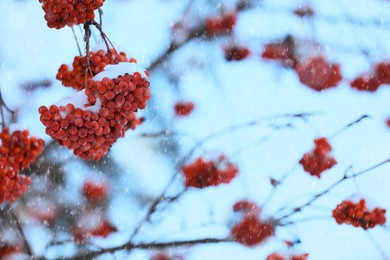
[39,50,150,160]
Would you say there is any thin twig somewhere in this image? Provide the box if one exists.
[71,27,82,56]
[276,158,390,222]
[67,238,229,260]
[9,209,33,257]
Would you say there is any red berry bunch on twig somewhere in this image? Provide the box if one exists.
[332,199,386,229]
[56,49,129,91]
[0,128,45,204]
[38,0,105,29]
[39,58,150,160]
[299,137,337,178]
[350,62,390,92]
[230,200,275,246]
[181,155,238,188]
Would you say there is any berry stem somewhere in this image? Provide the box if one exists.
[71,27,82,56]
[91,20,113,53]
[83,22,92,87]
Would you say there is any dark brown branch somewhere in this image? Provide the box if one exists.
[66,238,229,260]
[9,209,33,257]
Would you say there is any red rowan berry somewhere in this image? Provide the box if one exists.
[174,101,195,117]
[332,199,386,229]
[299,137,337,178]
[295,55,342,91]
[181,155,238,188]
[205,11,237,36]
[231,215,275,246]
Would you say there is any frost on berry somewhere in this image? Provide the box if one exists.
[332,199,386,230]
[72,211,116,242]
[350,61,390,92]
[38,0,105,29]
[0,128,45,204]
[295,55,342,91]
[205,11,237,36]
[224,45,251,61]
[82,178,109,203]
[261,36,296,68]
[299,137,337,178]
[267,252,309,260]
[40,52,151,160]
[181,155,238,188]
[174,101,194,117]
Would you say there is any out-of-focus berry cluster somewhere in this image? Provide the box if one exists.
[332,199,386,229]
[181,155,238,188]
[0,128,44,204]
[299,137,337,178]
[230,200,275,246]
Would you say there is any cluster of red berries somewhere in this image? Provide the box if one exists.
[262,37,343,91]
[174,101,194,117]
[39,49,150,160]
[181,155,238,188]
[0,128,45,204]
[205,11,237,36]
[82,178,108,203]
[267,252,309,260]
[0,244,23,259]
[57,49,129,91]
[72,210,116,242]
[230,200,275,246]
[332,199,387,229]
[350,62,390,92]
[224,45,251,61]
[38,0,105,29]
[299,137,337,178]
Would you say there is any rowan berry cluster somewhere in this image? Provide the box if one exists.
[224,45,251,61]
[82,178,108,203]
[262,37,343,91]
[56,49,129,91]
[230,200,275,246]
[332,199,387,229]
[72,210,116,242]
[181,155,238,188]
[267,252,309,260]
[0,128,45,204]
[38,0,105,29]
[299,137,337,178]
[205,11,237,36]
[174,101,194,117]
[350,62,390,92]
[39,50,150,160]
